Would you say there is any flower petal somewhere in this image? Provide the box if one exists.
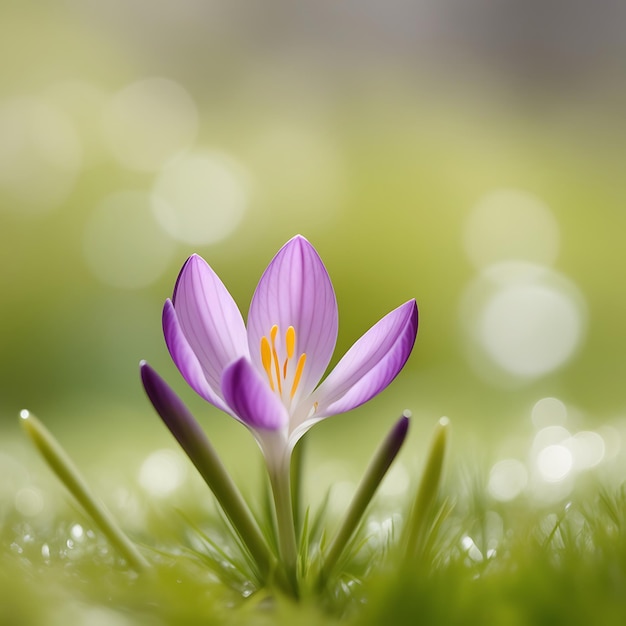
[163,299,231,413]
[247,235,338,403]
[140,360,212,449]
[312,299,418,418]
[171,254,249,392]
[222,357,289,431]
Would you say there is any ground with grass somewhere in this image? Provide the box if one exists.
[2,439,625,626]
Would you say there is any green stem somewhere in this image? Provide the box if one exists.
[318,415,409,587]
[20,410,149,572]
[403,417,450,559]
[290,437,305,539]
[268,457,299,597]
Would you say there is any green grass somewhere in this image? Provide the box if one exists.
[362,489,626,626]
[2,455,626,626]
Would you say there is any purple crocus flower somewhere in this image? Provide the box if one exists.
[162,235,417,465]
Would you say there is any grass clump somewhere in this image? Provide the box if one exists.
[3,454,626,625]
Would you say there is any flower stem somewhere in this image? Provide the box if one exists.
[318,415,410,587]
[20,410,149,572]
[290,437,305,539]
[268,457,299,598]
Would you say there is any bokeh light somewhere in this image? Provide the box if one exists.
[461,535,484,563]
[0,97,81,216]
[598,425,621,461]
[537,444,573,482]
[462,262,587,383]
[70,523,84,541]
[480,282,582,377]
[102,77,198,172]
[488,458,528,501]
[532,425,572,454]
[138,449,187,497]
[14,487,44,517]
[464,188,561,270]
[518,400,611,501]
[567,430,605,470]
[531,397,568,429]
[151,149,250,245]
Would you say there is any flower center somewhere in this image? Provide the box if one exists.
[260,325,306,401]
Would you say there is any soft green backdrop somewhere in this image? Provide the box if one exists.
[1,1,625,491]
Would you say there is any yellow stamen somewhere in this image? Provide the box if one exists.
[260,336,274,391]
[285,326,296,359]
[260,324,307,401]
[283,326,296,378]
[270,325,282,394]
[290,353,307,399]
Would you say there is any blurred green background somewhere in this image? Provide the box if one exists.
[1,1,626,505]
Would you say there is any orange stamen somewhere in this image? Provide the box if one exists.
[285,326,296,359]
[260,336,274,390]
[261,324,307,401]
[283,326,296,378]
[270,325,282,394]
[290,353,307,399]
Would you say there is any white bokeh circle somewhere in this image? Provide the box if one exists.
[151,149,249,245]
[102,77,198,172]
[461,262,586,382]
[465,188,560,269]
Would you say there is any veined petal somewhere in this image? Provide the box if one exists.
[247,235,338,403]
[171,254,249,392]
[222,358,289,431]
[163,300,231,413]
[312,299,418,418]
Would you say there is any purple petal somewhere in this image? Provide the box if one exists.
[386,414,411,464]
[247,236,338,404]
[163,300,231,412]
[221,357,289,431]
[313,299,418,418]
[170,254,249,393]
[140,360,214,453]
